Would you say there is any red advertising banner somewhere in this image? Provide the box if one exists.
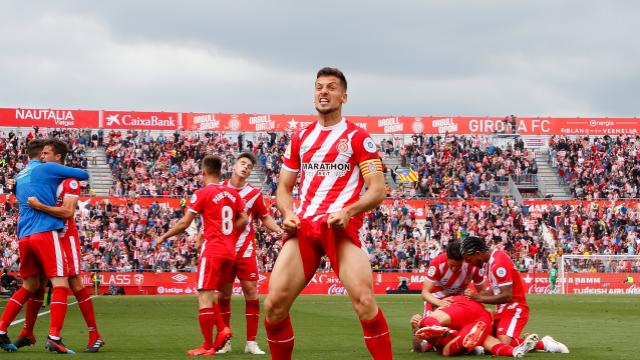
[0,107,99,128]
[102,111,179,130]
[2,106,638,135]
[78,271,640,296]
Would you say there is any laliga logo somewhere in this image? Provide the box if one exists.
[171,274,189,283]
[157,286,165,294]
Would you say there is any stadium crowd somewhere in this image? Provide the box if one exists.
[2,194,639,274]
[0,128,91,196]
[2,130,640,275]
[549,134,640,199]
[391,134,538,199]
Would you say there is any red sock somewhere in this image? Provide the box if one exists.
[245,299,260,342]
[510,338,522,346]
[536,340,545,351]
[198,308,215,349]
[360,308,393,360]
[212,302,227,331]
[218,297,231,327]
[491,343,515,356]
[20,287,45,337]
[49,287,69,339]
[418,316,441,328]
[265,315,294,360]
[0,287,33,333]
[74,287,98,334]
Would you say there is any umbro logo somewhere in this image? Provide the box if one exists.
[171,274,189,283]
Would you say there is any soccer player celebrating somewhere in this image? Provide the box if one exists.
[15,139,104,352]
[422,240,485,312]
[0,139,89,354]
[156,156,248,356]
[411,296,539,357]
[217,152,284,355]
[461,236,569,354]
[263,67,392,359]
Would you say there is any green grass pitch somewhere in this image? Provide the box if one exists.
[1,294,638,359]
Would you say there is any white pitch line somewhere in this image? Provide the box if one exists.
[10,295,97,326]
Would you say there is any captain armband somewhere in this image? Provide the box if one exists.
[359,159,383,177]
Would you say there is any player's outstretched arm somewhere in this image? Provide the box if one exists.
[156,211,196,248]
[328,172,386,229]
[42,162,90,181]
[261,215,284,236]
[276,168,299,235]
[27,195,77,219]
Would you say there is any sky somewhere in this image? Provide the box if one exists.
[0,0,638,118]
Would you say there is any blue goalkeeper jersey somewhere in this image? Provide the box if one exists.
[15,160,89,239]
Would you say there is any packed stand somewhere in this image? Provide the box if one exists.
[390,134,537,199]
[0,128,92,196]
[549,134,640,199]
[105,130,290,197]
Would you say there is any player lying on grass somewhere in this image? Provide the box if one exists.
[411,295,539,357]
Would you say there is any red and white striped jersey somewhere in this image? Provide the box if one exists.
[282,118,383,222]
[426,253,484,299]
[222,180,269,259]
[56,178,80,238]
[487,249,528,313]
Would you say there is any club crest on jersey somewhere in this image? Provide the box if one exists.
[336,138,349,153]
[427,266,436,277]
[363,137,377,153]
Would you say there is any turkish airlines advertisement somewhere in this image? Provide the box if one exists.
[102,111,179,130]
[77,271,640,296]
[0,108,99,128]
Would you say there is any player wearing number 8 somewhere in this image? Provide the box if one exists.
[156,156,248,356]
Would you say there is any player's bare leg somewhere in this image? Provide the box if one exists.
[69,275,104,352]
[241,279,265,354]
[336,237,393,360]
[263,238,310,360]
[44,276,75,354]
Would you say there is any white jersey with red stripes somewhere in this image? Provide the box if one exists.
[426,253,484,299]
[282,118,383,222]
[56,178,80,238]
[222,179,269,259]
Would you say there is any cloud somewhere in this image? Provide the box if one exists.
[0,1,638,117]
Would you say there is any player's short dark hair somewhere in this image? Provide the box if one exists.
[236,152,256,165]
[317,67,347,91]
[27,139,47,159]
[201,155,222,176]
[45,139,69,162]
[461,236,489,256]
[446,240,463,261]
